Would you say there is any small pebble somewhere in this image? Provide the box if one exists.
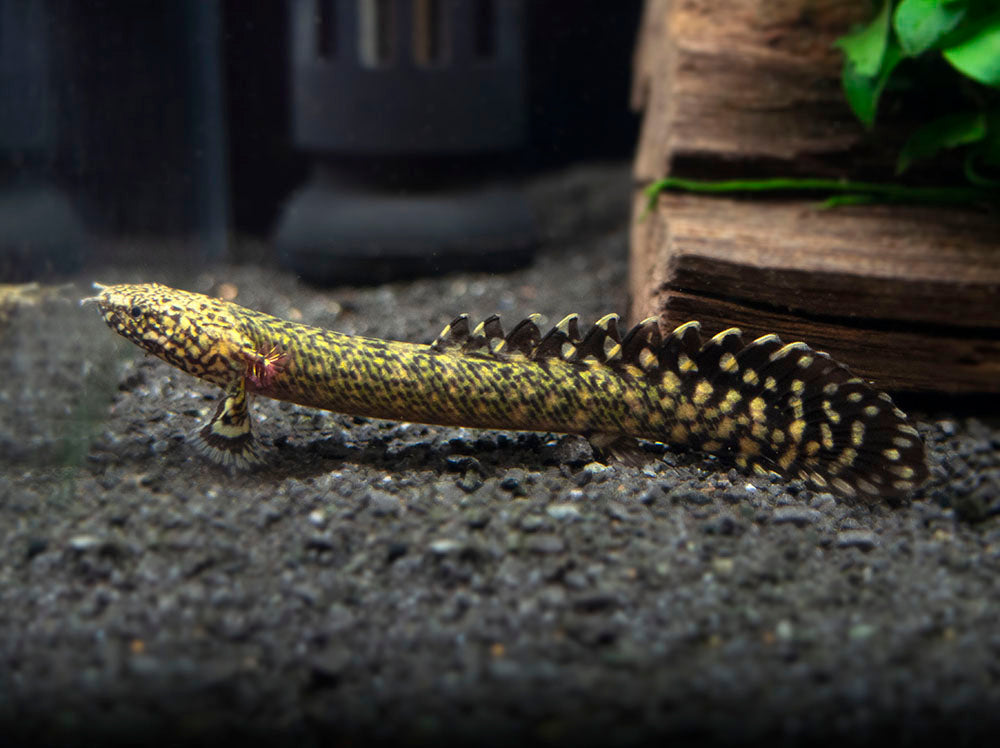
[605,502,630,521]
[500,475,527,496]
[721,488,752,505]
[309,648,351,683]
[776,620,794,640]
[68,535,101,552]
[368,490,402,517]
[526,534,565,554]
[638,488,661,505]
[428,538,464,555]
[809,493,837,510]
[836,530,878,552]
[455,474,484,494]
[849,622,877,640]
[550,437,593,465]
[772,506,823,527]
[702,515,741,536]
[712,557,734,575]
[444,455,480,472]
[547,503,581,521]
[520,515,546,532]
[563,571,589,590]
[668,487,712,505]
[465,511,491,530]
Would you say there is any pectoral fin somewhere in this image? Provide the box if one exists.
[194,379,264,468]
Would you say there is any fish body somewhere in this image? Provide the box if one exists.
[87,282,927,500]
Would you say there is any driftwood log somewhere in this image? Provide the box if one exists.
[630,0,1000,392]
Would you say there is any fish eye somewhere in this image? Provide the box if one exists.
[130,306,142,318]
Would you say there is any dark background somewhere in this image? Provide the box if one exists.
[37,1,641,235]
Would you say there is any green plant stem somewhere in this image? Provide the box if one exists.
[644,176,997,213]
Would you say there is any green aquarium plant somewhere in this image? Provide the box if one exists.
[837,0,1000,182]
[646,0,1000,208]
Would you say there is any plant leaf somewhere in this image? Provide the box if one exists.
[942,9,1000,87]
[894,0,967,56]
[897,111,987,172]
[842,38,905,127]
[835,1,892,77]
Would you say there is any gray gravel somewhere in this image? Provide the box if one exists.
[1,163,999,746]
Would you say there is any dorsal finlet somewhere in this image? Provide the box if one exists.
[670,320,701,337]
[769,341,810,362]
[619,317,663,375]
[656,319,704,376]
[431,313,471,351]
[604,338,622,361]
[594,313,621,339]
[555,313,580,341]
[707,327,743,346]
[532,313,582,361]
[692,326,745,382]
[575,314,622,363]
[480,315,505,354]
[505,314,543,356]
[751,333,782,347]
[482,315,504,336]
[462,314,505,355]
[668,320,703,354]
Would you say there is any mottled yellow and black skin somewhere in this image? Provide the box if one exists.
[86,282,928,501]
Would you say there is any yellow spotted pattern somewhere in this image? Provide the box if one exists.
[90,283,929,500]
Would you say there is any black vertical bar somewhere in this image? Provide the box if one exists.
[316,0,336,60]
[473,0,495,60]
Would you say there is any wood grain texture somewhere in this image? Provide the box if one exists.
[630,0,1000,393]
[633,0,884,181]
[660,288,1000,393]
[639,193,1000,327]
[630,193,1000,392]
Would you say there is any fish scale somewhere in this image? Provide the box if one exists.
[85,282,928,501]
